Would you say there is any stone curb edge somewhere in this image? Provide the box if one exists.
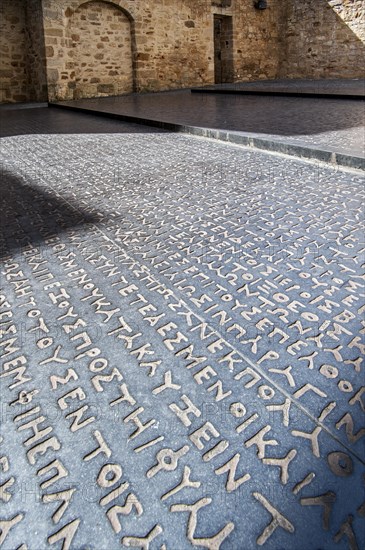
[49,102,364,171]
[191,88,365,101]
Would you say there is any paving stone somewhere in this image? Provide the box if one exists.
[0,111,364,550]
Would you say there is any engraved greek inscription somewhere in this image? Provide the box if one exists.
[257,350,279,365]
[336,413,365,443]
[58,387,86,410]
[262,449,297,484]
[189,422,220,451]
[0,514,24,546]
[65,406,96,432]
[266,399,291,427]
[349,386,365,412]
[169,395,201,427]
[0,477,15,502]
[75,346,101,361]
[124,407,156,439]
[230,403,246,418]
[27,436,61,465]
[293,383,327,401]
[194,366,217,385]
[236,413,259,434]
[92,367,123,392]
[0,455,9,473]
[48,518,80,550]
[268,327,289,344]
[0,337,20,358]
[327,452,353,477]
[37,459,69,490]
[152,371,181,394]
[1,355,31,389]
[245,426,278,459]
[133,436,165,453]
[203,440,229,462]
[338,380,353,393]
[300,492,336,531]
[324,345,344,362]
[334,515,359,550]
[50,369,78,390]
[344,357,362,373]
[176,345,206,369]
[292,425,322,458]
[147,446,190,478]
[258,386,275,400]
[207,380,232,402]
[100,482,130,507]
[171,497,234,549]
[97,463,123,488]
[234,367,261,388]
[10,389,38,407]
[122,525,163,549]
[17,414,53,447]
[348,336,365,355]
[140,360,161,377]
[298,352,318,370]
[62,319,86,335]
[215,454,251,493]
[40,345,68,366]
[218,351,242,372]
[106,494,143,534]
[161,466,201,501]
[253,492,294,546]
[110,383,137,407]
[268,366,296,387]
[83,430,112,462]
[43,488,76,524]
[292,472,315,495]
[130,343,154,361]
[320,365,338,379]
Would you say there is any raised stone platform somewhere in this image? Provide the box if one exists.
[50,82,365,170]
[191,78,365,100]
[0,108,364,549]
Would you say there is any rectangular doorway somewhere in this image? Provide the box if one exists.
[214,15,233,84]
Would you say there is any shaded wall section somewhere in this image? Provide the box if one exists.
[279,0,365,79]
[0,0,28,102]
[0,0,47,103]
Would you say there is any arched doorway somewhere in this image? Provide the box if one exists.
[69,1,134,99]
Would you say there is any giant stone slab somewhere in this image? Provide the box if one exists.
[0,123,364,550]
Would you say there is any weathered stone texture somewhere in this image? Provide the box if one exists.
[0,0,364,103]
[279,0,365,79]
[0,0,48,103]
[0,0,28,103]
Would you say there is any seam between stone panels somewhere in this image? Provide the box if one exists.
[23,172,365,466]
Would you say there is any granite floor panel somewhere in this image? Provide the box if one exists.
[52,84,365,159]
[0,110,364,550]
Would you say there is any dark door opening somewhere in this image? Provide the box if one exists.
[214,15,234,84]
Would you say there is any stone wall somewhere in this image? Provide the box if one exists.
[0,0,28,103]
[0,0,364,103]
[231,0,286,82]
[0,0,47,103]
[279,0,365,79]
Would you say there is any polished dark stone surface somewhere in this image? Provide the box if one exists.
[52,81,365,160]
[192,78,365,99]
[0,108,364,550]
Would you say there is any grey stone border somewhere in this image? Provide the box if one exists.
[191,88,365,100]
[49,102,364,171]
